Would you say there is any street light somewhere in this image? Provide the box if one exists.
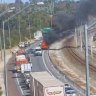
[18,15,21,42]
[2,7,15,96]
[50,0,54,28]
[0,7,15,59]
[28,14,32,40]
[0,7,15,17]
[8,19,11,49]
[84,24,90,96]
[84,20,96,96]
[2,4,34,96]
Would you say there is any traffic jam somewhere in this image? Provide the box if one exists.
[12,28,76,96]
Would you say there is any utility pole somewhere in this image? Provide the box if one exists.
[19,15,21,42]
[0,35,2,60]
[19,0,21,42]
[3,21,8,96]
[75,28,77,47]
[28,14,31,40]
[90,36,93,60]
[8,19,11,49]
[80,30,83,51]
[2,3,35,96]
[49,0,54,28]
[84,24,90,96]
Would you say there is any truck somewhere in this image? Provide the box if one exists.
[21,63,32,87]
[15,55,29,72]
[34,31,42,40]
[16,55,29,65]
[30,71,64,96]
[16,49,26,55]
[20,63,32,73]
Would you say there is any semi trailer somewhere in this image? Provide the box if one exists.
[30,71,64,96]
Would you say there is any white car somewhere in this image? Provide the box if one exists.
[34,47,42,56]
[18,42,25,48]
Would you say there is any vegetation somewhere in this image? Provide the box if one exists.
[0,0,77,48]
[0,87,2,96]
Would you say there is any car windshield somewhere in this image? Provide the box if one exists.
[35,49,41,51]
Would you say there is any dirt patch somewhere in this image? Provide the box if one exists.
[49,37,96,94]
[0,46,19,96]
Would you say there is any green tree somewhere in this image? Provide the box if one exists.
[15,0,23,5]
[15,0,24,9]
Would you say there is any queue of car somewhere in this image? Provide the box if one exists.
[15,40,76,95]
[27,46,42,56]
[18,41,30,48]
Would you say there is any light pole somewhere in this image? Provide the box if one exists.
[50,0,54,28]
[28,14,32,40]
[75,28,77,47]
[84,21,96,96]
[19,0,21,43]
[8,19,11,49]
[0,7,15,59]
[0,35,2,60]
[18,15,21,42]
[0,7,15,17]
[84,24,90,96]
[2,4,34,96]
[3,21,8,96]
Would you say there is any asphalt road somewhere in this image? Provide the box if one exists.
[7,40,81,96]
[7,56,22,96]
[7,41,48,96]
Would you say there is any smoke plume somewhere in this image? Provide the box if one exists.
[76,0,96,24]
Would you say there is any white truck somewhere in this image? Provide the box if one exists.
[20,63,32,73]
[15,55,29,72]
[20,63,32,87]
[30,71,64,96]
[34,31,42,40]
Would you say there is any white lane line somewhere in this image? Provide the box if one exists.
[42,51,53,76]
[15,73,24,96]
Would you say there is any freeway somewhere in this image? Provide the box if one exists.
[7,40,82,96]
[7,41,48,96]
[7,56,21,96]
[29,41,84,95]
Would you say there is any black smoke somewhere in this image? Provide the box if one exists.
[76,0,96,25]
[43,0,96,44]
[52,11,75,32]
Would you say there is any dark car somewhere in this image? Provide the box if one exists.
[27,49,35,54]
[65,84,75,94]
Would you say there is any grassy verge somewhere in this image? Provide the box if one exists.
[0,87,2,96]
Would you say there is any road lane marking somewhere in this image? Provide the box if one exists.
[15,73,24,96]
[42,51,53,76]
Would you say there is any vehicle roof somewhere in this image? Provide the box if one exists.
[35,46,41,49]
[30,71,64,87]
[16,55,26,60]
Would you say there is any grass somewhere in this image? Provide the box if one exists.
[0,87,2,96]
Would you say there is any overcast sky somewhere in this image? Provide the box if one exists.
[0,0,80,3]
[0,0,29,3]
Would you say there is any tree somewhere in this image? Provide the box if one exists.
[15,0,24,9]
[29,0,35,4]
[15,0,23,5]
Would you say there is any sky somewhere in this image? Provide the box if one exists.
[0,0,29,3]
[0,0,80,4]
